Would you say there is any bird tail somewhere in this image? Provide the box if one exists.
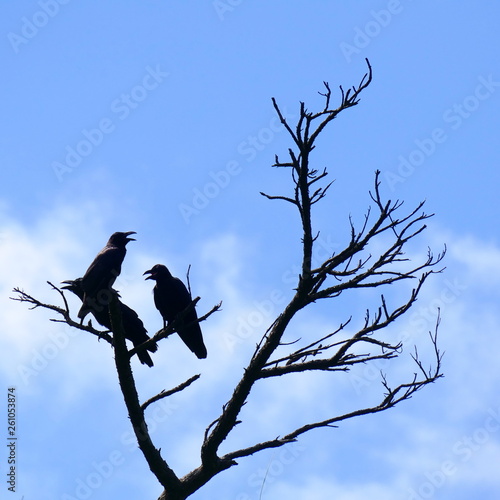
[178,323,207,359]
[137,350,154,367]
[194,345,207,359]
[192,339,207,359]
[133,339,158,367]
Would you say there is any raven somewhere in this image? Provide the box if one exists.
[77,231,136,320]
[62,278,157,367]
[143,264,207,359]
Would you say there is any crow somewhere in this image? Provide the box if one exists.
[62,278,157,367]
[143,264,207,359]
[77,231,136,321]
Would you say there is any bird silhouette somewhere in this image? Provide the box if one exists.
[62,278,157,367]
[144,264,207,359]
[77,231,136,320]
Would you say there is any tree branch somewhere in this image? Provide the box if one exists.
[11,283,113,344]
[141,375,201,412]
[13,60,445,500]
[129,298,221,358]
[223,315,442,462]
[199,59,442,490]
[108,293,182,494]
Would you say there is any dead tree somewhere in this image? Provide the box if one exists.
[12,59,444,500]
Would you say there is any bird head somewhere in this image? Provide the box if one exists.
[143,264,171,281]
[108,231,136,247]
[61,278,84,298]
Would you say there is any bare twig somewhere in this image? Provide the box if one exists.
[11,284,113,344]
[129,298,221,358]
[141,375,201,412]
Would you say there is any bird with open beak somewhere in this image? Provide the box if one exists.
[78,231,136,320]
[144,264,207,359]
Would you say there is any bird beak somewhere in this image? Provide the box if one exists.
[143,269,154,280]
[124,231,136,241]
[60,280,73,289]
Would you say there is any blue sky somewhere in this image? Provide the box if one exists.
[1,2,500,499]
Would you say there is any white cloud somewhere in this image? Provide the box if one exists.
[447,233,500,285]
[2,205,500,499]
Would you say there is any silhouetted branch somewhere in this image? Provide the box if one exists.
[234,315,442,459]
[12,60,445,500]
[109,293,182,494]
[130,298,221,358]
[141,375,201,412]
[11,283,113,344]
[200,58,443,488]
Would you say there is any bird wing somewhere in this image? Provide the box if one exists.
[176,319,207,359]
[153,277,190,323]
[121,302,157,352]
[119,302,156,367]
[81,246,125,293]
[154,277,207,358]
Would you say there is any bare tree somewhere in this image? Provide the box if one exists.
[13,59,444,500]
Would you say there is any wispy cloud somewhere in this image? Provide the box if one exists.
[2,207,500,498]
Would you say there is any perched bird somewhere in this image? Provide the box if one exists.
[77,231,136,320]
[62,278,157,367]
[144,264,207,359]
